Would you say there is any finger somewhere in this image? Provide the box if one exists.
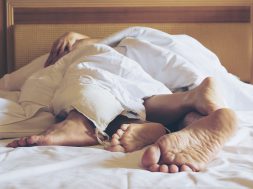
[45,40,72,67]
[71,40,80,49]
[54,39,64,56]
[45,54,58,67]
[59,40,67,55]
[66,41,75,52]
[52,39,61,55]
[50,55,60,66]
[44,54,53,67]
[49,50,68,66]
[45,39,61,67]
[44,52,57,67]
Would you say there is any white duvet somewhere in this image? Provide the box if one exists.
[1,27,253,137]
[0,27,253,188]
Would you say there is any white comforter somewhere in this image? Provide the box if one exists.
[0,27,253,188]
[1,26,253,137]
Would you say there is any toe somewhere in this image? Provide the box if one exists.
[27,135,42,146]
[111,137,121,146]
[149,164,160,172]
[6,140,19,148]
[180,164,193,172]
[141,144,161,168]
[112,133,120,140]
[159,164,169,173]
[116,129,124,138]
[169,164,179,173]
[17,137,27,146]
[120,124,129,131]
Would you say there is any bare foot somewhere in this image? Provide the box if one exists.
[189,77,225,115]
[7,110,98,147]
[177,111,204,130]
[144,77,225,128]
[105,122,166,153]
[142,108,237,173]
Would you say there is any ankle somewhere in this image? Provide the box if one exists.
[181,90,195,112]
[67,110,90,123]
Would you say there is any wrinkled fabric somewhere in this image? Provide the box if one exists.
[1,26,253,138]
[0,26,253,188]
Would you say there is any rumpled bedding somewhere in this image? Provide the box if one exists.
[1,26,253,138]
[0,27,253,188]
[0,122,253,189]
[1,26,253,137]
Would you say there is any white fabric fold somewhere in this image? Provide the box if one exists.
[0,26,253,139]
[0,41,170,136]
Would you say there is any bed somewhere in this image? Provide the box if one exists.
[1,0,253,188]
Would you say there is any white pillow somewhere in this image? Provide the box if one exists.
[117,37,202,92]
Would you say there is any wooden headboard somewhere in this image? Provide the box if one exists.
[4,0,253,83]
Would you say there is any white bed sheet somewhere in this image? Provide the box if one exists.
[1,26,253,188]
[1,112,253,189]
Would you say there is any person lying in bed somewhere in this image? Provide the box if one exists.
[6,31,237,173]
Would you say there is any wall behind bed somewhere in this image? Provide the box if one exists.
[0,0,6,76]
[2,0,253,83]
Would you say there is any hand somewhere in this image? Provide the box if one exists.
[44,32,90,67]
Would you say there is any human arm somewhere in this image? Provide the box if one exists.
[44,32,91,67]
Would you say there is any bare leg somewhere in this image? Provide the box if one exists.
[105,112,204,154]
[7,110,98,147]
[142,108,237,173]
[105,77,224,153]
[144,77,225,126]
[141,77,237,173]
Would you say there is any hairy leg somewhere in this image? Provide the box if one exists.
[142,108,237,173]
[7,110,98,147]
